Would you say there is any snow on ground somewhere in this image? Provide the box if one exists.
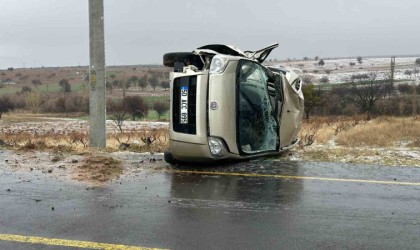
[0,120,169,135]
[269,56,420,84]
[289,142,420,167]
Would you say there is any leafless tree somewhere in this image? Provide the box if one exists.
[114,113,129,133]
[348,72,391,119]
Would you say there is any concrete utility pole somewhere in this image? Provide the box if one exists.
[89,0,106,148]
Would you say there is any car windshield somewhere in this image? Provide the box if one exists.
[237,60,278,154]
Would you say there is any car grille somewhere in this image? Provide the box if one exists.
[173,76,197,134]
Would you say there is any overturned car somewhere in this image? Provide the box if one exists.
[163,43,304,163]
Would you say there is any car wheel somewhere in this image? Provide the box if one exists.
[164,151,177,164]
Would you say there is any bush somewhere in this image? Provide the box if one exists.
[20,86,32,93]
[25,92,43,114]
[153,101,169,119]
[123,96,149,120]
[319,76,329,83]
[302,75,315,84]
[107,98,123,113]
[69,94,89,113]
[398,83,412,94]
[0,96,15,119]
[42,93,89,114]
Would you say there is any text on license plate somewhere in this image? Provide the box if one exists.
[180,86,188,124]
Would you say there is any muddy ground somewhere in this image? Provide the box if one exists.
[1,149,168,186]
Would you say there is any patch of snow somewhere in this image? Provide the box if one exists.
[327,139,336,147]
[0,120,169,136]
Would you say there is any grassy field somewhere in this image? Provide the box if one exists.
[144,95,170,104]
[0,86,20,96]
[0,82,88,96]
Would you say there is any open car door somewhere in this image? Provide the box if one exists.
[244,43,279,63]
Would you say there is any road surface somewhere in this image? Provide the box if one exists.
[1,154,420,249]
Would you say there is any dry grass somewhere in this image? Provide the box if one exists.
[107,128,169,152]
[298,119,322,147]
[296,117,420,166]
[0,127,169,153]
[300,116,419,148]
[1,113,60,123]
[300,117,334,145]
[300,116,368,145]
[336,117,420,147]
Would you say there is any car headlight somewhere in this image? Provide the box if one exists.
[208,137,229,158]
[209,55,229,74]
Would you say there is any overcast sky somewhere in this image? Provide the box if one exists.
[1,0,419,69]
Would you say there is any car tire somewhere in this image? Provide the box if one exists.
[163,52,193,67]
[164,150,177,164]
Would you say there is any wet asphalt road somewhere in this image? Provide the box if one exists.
[1,156,420,249]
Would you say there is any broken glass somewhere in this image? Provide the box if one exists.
[238,60,278,154]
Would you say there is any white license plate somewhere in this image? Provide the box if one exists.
[180,86,188,124]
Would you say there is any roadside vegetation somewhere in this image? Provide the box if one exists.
[300,116,420,147]
[298,116,420,166]
[0,65,171,121]
[0,114,169,153]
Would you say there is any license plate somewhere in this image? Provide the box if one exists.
[180,86,188,124]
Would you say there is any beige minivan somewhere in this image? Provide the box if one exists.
[163,43,304,163]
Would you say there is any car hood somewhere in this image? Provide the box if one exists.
[195,43,278,63]
[196,44,246,57]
